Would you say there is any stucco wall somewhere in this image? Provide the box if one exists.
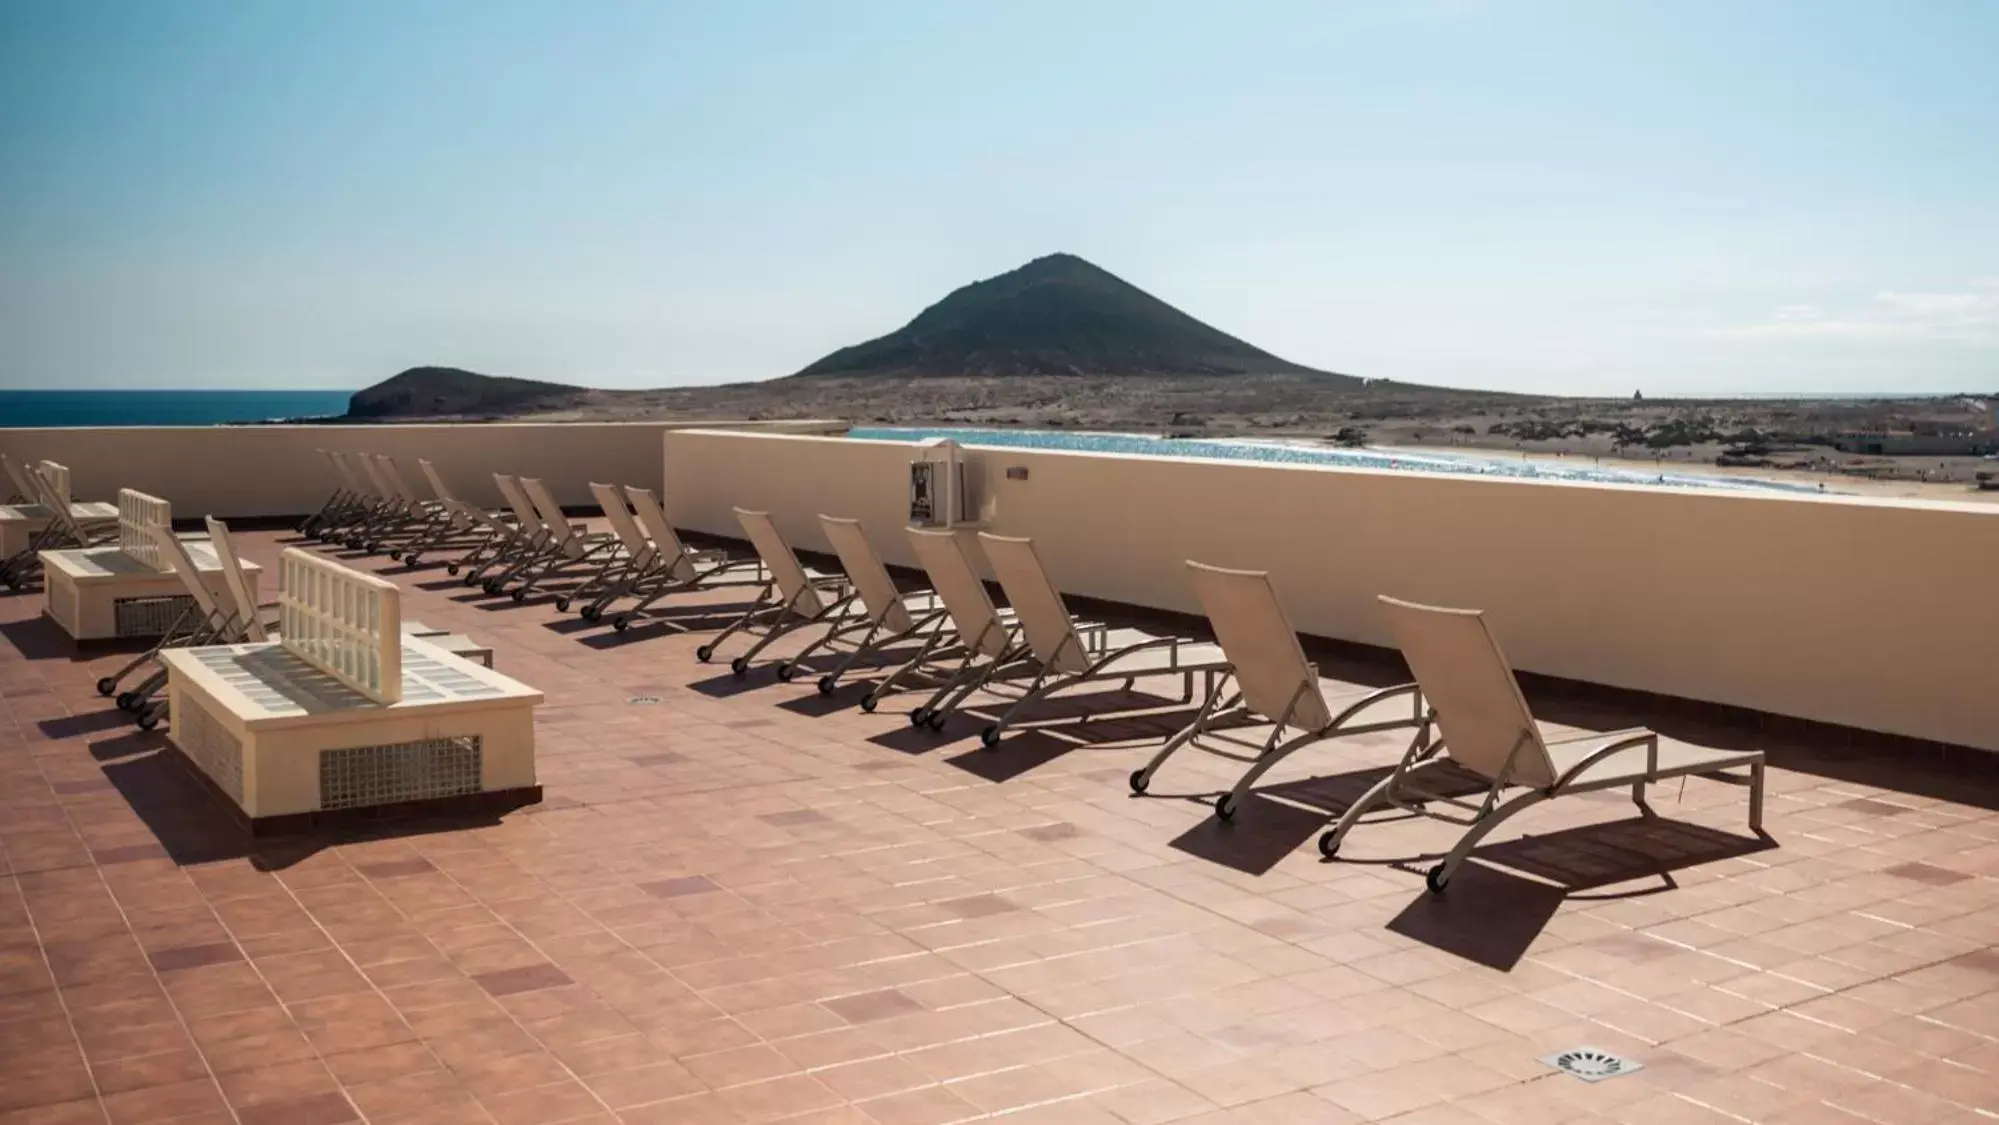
[662,428,1999,753]
[0,420,840,518]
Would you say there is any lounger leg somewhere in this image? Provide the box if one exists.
[1216,726,1339,821]
[979,666,1057,748]
[1425,788,1550,893]
[1749,760,1765,835]
[1632,778,1653,816]
[1128,685,1240,795]
[1317,748,1448,859]
[696,588,778,662]
[867,633,948,711]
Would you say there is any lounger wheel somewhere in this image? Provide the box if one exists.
[447,564,460,575]
[510,589,526,603]
[1214,794,1237,822]
[116,691,139,712]
[1425,863,1450,895]
[388,550,403,561]
[774,662,795,682]
[136,711,159,731]
[404,554,422,567]
[582,606,600,622]
[924,712,948,732]
[817,676,838,696]
[860,695,878,713]
[1128,769,1149,795]
[1317,832,1339,859]
[695,643,713,662]
[555,597,571,613]
[613,615,631,633]
[96,677,117,697]
[979,726,1001,748]
[908,708,928,727]
[730,657,750,677]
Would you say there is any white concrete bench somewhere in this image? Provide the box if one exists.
[158,548,541,833]
[42,489,251,640]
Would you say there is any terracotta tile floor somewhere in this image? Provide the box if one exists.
[3,527,1997,1124]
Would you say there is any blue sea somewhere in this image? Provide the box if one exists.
[0,389,353,428]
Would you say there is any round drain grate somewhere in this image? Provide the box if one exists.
[1540,1048,1642,1082]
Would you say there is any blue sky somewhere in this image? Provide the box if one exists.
[2,0,1994,395]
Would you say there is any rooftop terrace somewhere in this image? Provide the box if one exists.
[3,523,1997,1125]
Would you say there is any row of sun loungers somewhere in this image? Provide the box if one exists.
[290,451,1770,893]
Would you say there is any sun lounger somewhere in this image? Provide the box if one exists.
[561,482,662,615]
[1128,562,1433,819]
[119,525,256,727]
[0,468,119,589]
[1319,596,1767,893]
[394,459,498,567]
[464,474,556,588]
[694,509,861,674]
[774,516,951,694]
[969,532,1232,748]
[604,487,767,631]
[895,528,1040,727]
[488,478,619,602]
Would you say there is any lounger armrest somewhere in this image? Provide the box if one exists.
[1083,633,1181,675]
[1551,730,1659,792]
[1325,681,1426,729]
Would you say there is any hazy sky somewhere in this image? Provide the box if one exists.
[2,0,1994,395]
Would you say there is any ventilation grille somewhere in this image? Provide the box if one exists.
[176,694,244,803]
[1541,1048,1642,1082]
[319,736,483,810]
[115,595,195,637]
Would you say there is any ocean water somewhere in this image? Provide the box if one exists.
[0,389,353,428]
[846,426,1830,494]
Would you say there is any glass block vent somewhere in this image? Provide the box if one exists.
[115,595,196,637]
[176,694,244,802]
[117,489,173,571]
[278,548,402,704]
[319,736,483,810]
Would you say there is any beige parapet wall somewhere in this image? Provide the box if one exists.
[0,420,844,519]
[662,428,1999,754]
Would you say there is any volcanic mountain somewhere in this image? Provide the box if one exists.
[791,253,1353,382]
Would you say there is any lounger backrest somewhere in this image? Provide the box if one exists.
[2,454,40,502]
[417,459,456,503]
[1187,562,1332,729]
[589,483,650,555]
[520,479,574,546]
[819,516,911,633]
[493,475,542,529]
[1377,596,1556,788]
[26,471,82,537]
[328,451,366,493]
[907,529,1008,657]
[204,517,266,642]
[147,525,226,623]
[624,488,698,580]
[977,533,1092,674]
[375,456,420,504]
[357,454,396,503]
[734,509,825,616]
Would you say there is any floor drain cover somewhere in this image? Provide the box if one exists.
[1540,1048,1642,1082]
[628,695,661,705]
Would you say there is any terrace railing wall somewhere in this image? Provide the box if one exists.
[661,428,1999,756]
